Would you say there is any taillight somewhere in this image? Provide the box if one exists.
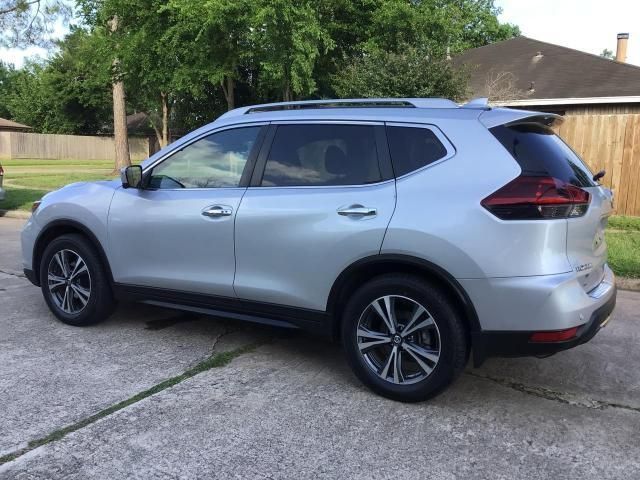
[0,165,4,176]
[481,175,590,220]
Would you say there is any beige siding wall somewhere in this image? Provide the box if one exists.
[555,114,640,217]
[0,132,148,161]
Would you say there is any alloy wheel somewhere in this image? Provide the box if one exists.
[47,249,92,315]
[356,295,441,385]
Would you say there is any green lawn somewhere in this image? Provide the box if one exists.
[608,215,640,232]
[0,159,123,212]
[0,186,51,211]
[1,158,639,278]
[0,159,114,168]
[606,230,640,278]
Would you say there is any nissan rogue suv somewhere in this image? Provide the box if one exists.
[21,98,617,402]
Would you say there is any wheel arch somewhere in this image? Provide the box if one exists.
[32,219,114,288]
[327,254,481,341]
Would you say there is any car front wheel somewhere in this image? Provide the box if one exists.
[39,234,115,326]
[341,274,468,402]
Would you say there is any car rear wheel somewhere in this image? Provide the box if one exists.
[39,234,115,326]
[341,274,467,402]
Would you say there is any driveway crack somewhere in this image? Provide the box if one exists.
[465,371,640,413]
[0,331,263,467]
[0,269,25,279]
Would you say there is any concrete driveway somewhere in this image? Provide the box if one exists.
[1,216,639,479]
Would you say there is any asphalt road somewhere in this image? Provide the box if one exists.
[1,216,639,479]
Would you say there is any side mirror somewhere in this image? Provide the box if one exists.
[121,165,142,189]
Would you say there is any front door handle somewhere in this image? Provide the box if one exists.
[337,205,377,217]
[202,206,233,217]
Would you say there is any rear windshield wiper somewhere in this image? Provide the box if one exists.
[593,170,606,182]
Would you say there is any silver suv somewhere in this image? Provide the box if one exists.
[21,98,617,401]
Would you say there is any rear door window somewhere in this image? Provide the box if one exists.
[261,124,381,187]
[490,123,596,187]
[386,126,448,177]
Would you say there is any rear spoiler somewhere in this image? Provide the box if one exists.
[479,108,563,129]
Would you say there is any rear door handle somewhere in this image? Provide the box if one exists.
[202,205,233,217]
[337,205,377,217]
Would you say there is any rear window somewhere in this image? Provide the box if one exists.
[386,126,448,177]
[490,123,596,187]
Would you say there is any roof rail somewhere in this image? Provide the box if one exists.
[217,98,459,119]
[462,97,490,109]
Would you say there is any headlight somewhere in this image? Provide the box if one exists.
[32,200,42,213]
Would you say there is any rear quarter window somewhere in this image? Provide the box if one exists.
[490,123,596,187]
[386,126,448,177]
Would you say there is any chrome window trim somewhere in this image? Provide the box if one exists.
[384,121,456,181]
[248,178,395,191]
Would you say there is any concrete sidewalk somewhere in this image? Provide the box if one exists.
[1,217,639,479]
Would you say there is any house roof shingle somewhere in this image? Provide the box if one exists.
[454,36,640,101]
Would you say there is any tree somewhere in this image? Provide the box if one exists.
[0,0,71,47]
[253,0,333,101]
[483,70,525,102]
[108,15,130,168]
[313,0,381,98]
[167,0,255,111]
[77,0,132,169]
[3,0,520,146]
[600,48,614,60]
[3,30,112,134]
[332,46,468,100]
[366,0,519,57]
[319,0,518,99]
[0,61,19,118]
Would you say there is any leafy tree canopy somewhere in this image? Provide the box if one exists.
[332,45,468,100]
[3,28,112,133]
[2,0,518,134]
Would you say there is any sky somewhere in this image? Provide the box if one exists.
[1,0,639,67]
[495,0,640,66]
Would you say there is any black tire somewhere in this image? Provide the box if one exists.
[39,233,115,326]
[341,274,467,402]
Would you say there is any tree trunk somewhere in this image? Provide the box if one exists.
[151,122,162,147]
[226,76,235,111]
[283,68,292,101]
[110,15,130,172]
[283,83,292,102]
[220,76,235,111]
[160,91,169,147]
[112,72,130,171]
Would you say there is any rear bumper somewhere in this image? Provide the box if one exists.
[468,264,617,366]
[472,288,616,364]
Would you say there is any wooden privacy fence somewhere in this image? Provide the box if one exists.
[0,132,149,161]
[556,114,640,217]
